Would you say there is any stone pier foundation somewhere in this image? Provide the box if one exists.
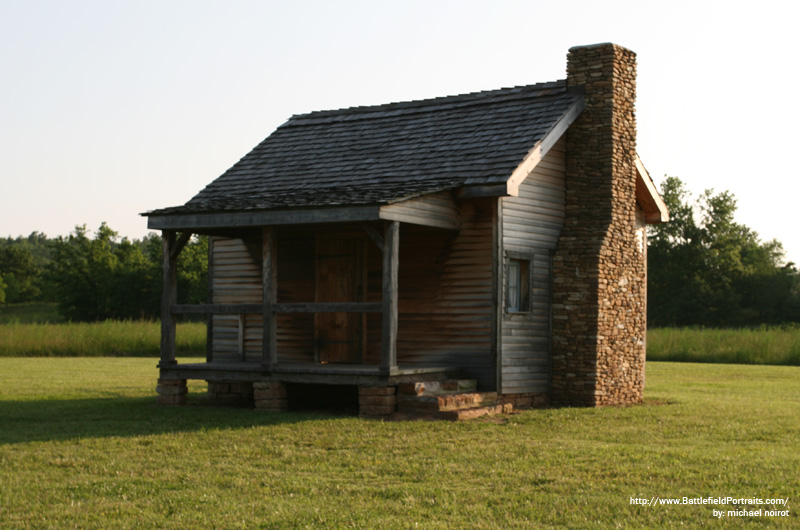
[207,381,254,407]
[359,387,397,417]
[156,378,187,406]
[254,382,288,411]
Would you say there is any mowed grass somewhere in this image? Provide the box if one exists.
[648,326,800,366]
[0,321,206,357]
[0,359,797,529]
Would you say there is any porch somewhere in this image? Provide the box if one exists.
[154,197,497,415]
[159,360,456,387]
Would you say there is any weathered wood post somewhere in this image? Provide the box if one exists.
[380,221,399,374]
[160,230,178,366]
[262,226,278,368]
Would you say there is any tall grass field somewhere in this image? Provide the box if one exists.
[0,358,797,529]
[3,317,800,365]
[0,321,206,357]
[648,326,800,366]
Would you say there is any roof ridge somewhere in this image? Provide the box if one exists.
[284,79,567,125]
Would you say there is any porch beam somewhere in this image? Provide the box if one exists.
[361,224,385,252]
[273,302,382,313]
[262,227,278,368]
[160,230,178,366]
[172,303,263,314]
[170,231,193,260]
[380,221,399,373]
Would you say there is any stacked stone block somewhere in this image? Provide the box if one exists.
[156,378,187,406]
[253,381,288,411]
[207,381,254,406]
[552,43,647,406]
[497,392,549,410]
[358,387,396,417]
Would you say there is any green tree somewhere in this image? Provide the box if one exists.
[0,245,41,303]
[46,225,208,321]
[48,224,157,320]
[648,177,799,327]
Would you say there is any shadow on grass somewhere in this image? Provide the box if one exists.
[0,394,345,445]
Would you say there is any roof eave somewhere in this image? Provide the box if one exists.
[635,156,670,223]
[146,205,383,231]
[458,94,586,200]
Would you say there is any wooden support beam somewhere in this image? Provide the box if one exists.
[361,224,385,252]
[262,227,278,368]
[273,302,382,313]
[173,302,380,314]
[380,221,399,374]
[172,304,264,314]
[492,198,503,392]
[170,231,193,260]
[160,231,178,366]
[238,314,245,361]
[206,238,214,363]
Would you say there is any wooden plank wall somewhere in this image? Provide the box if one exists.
[210,232,320,364]
[499,137,566,394]
[380,191,460,230]
[209,236,264,362]
[392,199,495,388]
[208,211,495,388]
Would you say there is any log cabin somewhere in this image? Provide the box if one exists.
[144,43,668,418]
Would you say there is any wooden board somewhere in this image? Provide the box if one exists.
[315,236,366,364]
[499,137,566,394]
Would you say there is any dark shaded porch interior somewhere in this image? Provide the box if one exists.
[160,198,497,390]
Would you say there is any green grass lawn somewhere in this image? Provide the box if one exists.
[0,359,797,529]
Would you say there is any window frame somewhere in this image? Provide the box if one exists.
[504,252,533,315]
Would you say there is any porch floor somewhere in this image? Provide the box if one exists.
[159,361,456,386]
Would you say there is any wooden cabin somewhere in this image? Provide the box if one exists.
[145,43,668,416]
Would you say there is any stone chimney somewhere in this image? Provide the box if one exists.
[551,43,646,406]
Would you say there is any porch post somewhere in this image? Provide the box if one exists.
[262,226,278,367]
[160,230,177,365]
[381,221,399,374]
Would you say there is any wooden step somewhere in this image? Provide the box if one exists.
[392,378,512,421]
[397,379,477,397]
[438,403,514,421]
[390,402,514,421]
[397,391,498,412]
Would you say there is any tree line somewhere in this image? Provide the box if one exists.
[0,224,207,321]
[3,177,800,327]
[647,177,800,327]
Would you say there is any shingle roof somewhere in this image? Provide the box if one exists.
[148,80,581,215]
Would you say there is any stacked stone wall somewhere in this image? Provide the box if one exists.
[551,43,646,406]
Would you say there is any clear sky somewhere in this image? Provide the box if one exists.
[2,0,798,262]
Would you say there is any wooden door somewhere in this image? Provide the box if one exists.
[315,237,365,363]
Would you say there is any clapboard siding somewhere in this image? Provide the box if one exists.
[209,236,263,361]
[210,232,318,363]
[393,198,495,389]
[380,191,460,230]
[499,137,566,393]
[207,199,495,389]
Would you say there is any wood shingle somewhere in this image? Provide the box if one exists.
[148,80,582,216]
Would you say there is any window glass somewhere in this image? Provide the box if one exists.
[507,258,531,313]
[508,260,520,312]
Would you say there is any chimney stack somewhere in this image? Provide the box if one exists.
[551,43,646,406]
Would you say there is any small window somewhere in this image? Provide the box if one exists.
[507,258,530,313]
